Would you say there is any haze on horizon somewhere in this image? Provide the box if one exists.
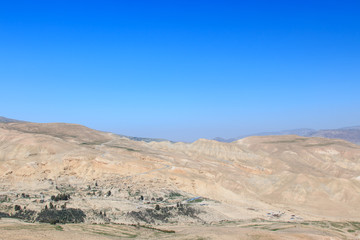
[1,1,359,142]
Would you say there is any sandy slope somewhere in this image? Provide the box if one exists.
[0,122,360,239]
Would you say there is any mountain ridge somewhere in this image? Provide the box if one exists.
[214,126,360,144]
[3,116,360,144]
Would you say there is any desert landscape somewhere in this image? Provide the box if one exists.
[0,117,360,239]
[2,0,359,239]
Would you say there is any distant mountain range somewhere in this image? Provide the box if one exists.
[0,116,25,123]
[117,134,174,143]
[214,126,360,144]
[2,116,360,145]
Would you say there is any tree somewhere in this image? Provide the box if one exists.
[53,193,70,201]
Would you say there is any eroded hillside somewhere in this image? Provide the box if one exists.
[0,122,360,239]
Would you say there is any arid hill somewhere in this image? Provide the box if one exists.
[1,120,360,239]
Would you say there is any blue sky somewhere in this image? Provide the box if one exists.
[1,1,359,141]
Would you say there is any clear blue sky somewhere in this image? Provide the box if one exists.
[1,1,359,142]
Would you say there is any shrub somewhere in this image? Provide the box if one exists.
[20,193,29,198]
[52,194,70,201]
[168,192,182,198]
[11,209,36,221]
[128,204,201,224]
[0,212,10,218]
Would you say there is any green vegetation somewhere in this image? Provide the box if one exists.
[349,221,360,230]
[51,193,71,201]
[134,224,175,233]
[107,145,139,152]
[128,204,200,224]
[167,191,182,199]
[14,205,21,211]
[81,141,106,145]
[11,209,36,221]
[36,208,86,224]
[188,198,204,203]
[330,222,348,229]
[21,193,30,198]
[54,225,63,231]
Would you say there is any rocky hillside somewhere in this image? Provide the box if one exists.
[0,120,359,227]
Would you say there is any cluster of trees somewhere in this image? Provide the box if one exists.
[51,193,70,201]
[36,208,86,224]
